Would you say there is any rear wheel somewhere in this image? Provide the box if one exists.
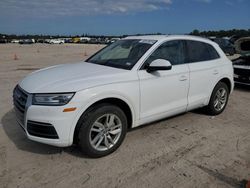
[206,82,229,115]
[78,104,127,158]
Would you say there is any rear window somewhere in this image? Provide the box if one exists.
[186,40,220,63]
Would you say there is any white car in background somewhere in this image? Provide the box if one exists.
[11,39,20,43]
[13,35,234,157]
[49,39,65,44]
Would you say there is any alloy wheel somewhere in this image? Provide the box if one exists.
[89,114,122,151]
[213,88,228,111]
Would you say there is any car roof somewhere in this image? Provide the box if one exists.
[125,35,169,40]
[124,35,213,44]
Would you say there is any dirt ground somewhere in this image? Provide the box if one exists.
[0,43,249,188]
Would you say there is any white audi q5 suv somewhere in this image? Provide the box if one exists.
[13,35,234,157]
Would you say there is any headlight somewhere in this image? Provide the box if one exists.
[32,93,75,106]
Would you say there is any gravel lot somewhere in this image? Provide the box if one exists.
[0,44,249,188]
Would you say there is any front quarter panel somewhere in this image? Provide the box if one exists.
[68,80,140,146]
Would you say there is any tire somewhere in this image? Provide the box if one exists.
[78,104,127,158]
[206,82,229,115]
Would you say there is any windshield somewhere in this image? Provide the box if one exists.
[86,39,156,70]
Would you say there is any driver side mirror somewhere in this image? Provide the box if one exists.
[146,59,172,73]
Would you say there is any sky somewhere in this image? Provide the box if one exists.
[0,0,249,36]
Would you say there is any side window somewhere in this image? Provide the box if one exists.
[206,43,220,60]
[186,40,220,63]
[144,40,185,66]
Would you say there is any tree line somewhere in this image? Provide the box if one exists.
[190,29,250,37]
[1,29,250,40]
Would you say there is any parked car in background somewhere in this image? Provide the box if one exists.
[44,39,50,44]
[64,38,73,43]
[98,38,107,44]
[11,39,20,43]
[235,37,250,54]
[229,35,241,44]
[13,35,234,157]
[88,38,98,44]
[49,39,64,44]
[79,37,91,43]
[19,39,35,44]
[211,38,235,55]
[110,38,120,43]
[37,39,45,43]
[72,37,81,43]
[233,54,250,86]
[0,39,8,43]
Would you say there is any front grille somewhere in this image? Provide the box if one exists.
[27,120,59,139]
[13,86,28,125]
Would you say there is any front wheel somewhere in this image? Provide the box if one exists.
[78,104,127,158]
[206,82,229,115]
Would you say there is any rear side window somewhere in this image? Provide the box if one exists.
[186,40,220,63]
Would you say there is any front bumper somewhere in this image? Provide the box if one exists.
[13,86,78,147]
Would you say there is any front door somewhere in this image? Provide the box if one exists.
[138,40,189,124]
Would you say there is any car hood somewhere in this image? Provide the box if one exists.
[19,62,135,93]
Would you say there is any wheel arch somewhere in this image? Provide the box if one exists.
[72,97,134,145]
[207,76,233,105]
[218,77,233,93]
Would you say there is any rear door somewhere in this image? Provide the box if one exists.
[185,40,221,110]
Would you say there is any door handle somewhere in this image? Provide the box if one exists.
[179,75,188,81]
[213,70,219,75]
